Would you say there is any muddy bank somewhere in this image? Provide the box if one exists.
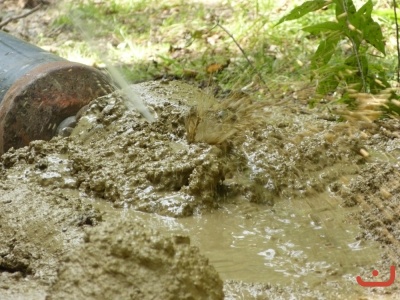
[49,219,223,300]
[1,80,400,299]
[3,81,365,217]
[333,120,400,298]
[0,167,223,299]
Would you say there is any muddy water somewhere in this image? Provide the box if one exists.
[93,191,381,298]
[178,197,380,284]
[1,80,400,299]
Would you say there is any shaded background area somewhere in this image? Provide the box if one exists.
[0,0,320,101]
[2,0,398,104]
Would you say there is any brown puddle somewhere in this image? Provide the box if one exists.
[91,191,381,298]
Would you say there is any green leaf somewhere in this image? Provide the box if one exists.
[356,0,373,18]
[302,21,341,34]
[335,0,356,20]
[363,20,386,54]
[276,0,332,26]
[334,0,362,47]
[311,34,340,70]
[347,0,385,54]
[356,1,385,54]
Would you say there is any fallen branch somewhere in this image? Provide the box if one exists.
[216,20,270,91]
[0,4,42,29]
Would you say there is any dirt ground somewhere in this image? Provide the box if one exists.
[1,1,400,299]
[0,79,399,299]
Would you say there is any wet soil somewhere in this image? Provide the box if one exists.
[1,80,400,299]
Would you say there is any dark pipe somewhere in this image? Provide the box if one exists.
[0,30,115,154]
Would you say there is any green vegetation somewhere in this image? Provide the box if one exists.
[276,0,396,110]
[44,0,399,113]
[47,0,311,98]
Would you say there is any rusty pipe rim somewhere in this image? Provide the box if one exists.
[0,60,115,154]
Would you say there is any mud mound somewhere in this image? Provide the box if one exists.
[337,161,400,296]
[326,118,400,297]
[0,165,101,280]
[48,219,223,300]
[336,119,400,252]
[0,156,102,299]
[0,141,223,299]
[1,81,365,218]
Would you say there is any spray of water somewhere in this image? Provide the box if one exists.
[69,10,155,123]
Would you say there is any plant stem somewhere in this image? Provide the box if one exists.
[216,21,270,91]
[343,0,367,92]
[393,0,400,83]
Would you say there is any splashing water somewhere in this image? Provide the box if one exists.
[70,10,155,123]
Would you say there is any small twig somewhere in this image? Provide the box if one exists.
[216,20,270,91]
[393,0,400,83]
[0,4,42,29]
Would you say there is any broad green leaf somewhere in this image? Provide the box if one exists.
[302,21,341,34]
[334,0,362,48]
[355,0,373,18]
[335,0,356,20]
[349,0,385,55]
[364,20,385,54]
[311,34,340,70]
[276,0,332,26]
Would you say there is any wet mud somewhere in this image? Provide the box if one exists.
[1,80,400,299]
